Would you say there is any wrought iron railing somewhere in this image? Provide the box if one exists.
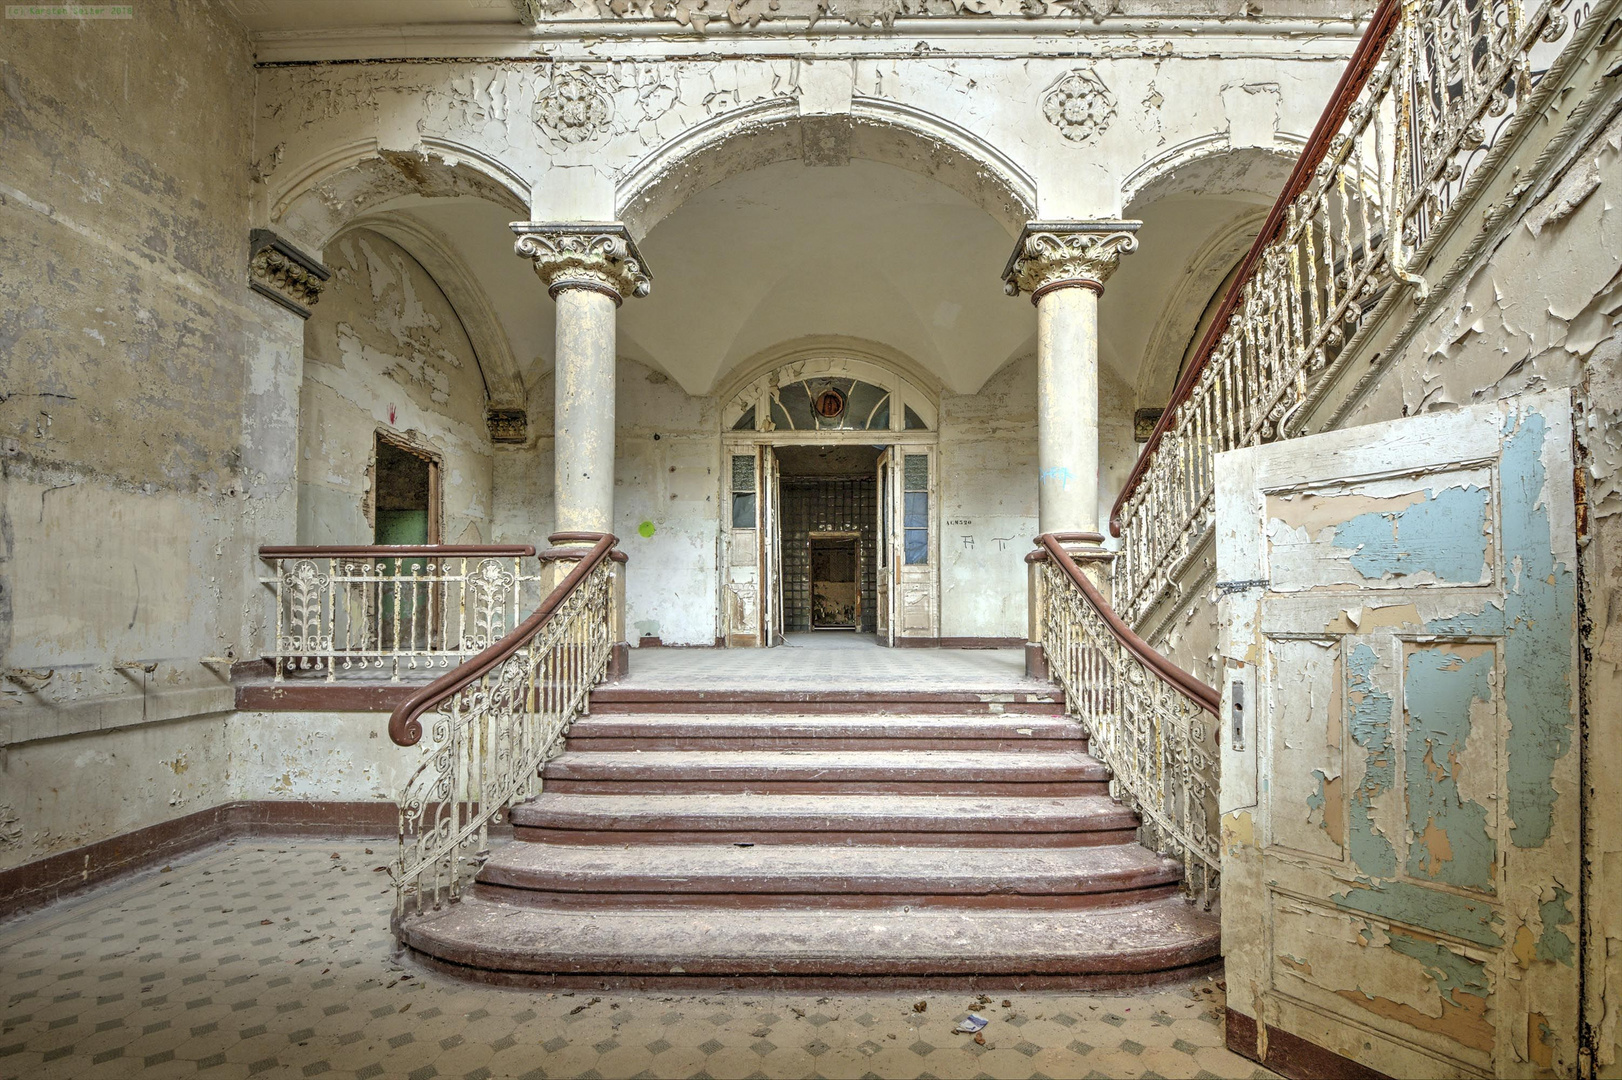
[258,545,543,681]
[1110,0,1598,626]
[387,534,622,918]
[1033,535,1222,906]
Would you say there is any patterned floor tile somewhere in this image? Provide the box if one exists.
[0,841,1277,1080]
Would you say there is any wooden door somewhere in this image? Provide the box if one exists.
[895,448,937,642]
[724,449,761,647]
[761,445,782,647]
[1216,391,1579,1078]
[876,449,895,645]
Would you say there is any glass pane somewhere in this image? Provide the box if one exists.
[845,381,886,429]
[904,405,928,431]
[904,454,929,491]
[732,492,756,528]
[904,491,928,530]
[869,398,890,431]
[775,384,815,430]
[731,455,755,492]
[905,528,928,565]
[731,406,756,431]
[770,398,792,431]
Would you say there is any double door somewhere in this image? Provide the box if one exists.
[724,443,935,647]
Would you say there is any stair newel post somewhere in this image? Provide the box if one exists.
[1025,542,1051,681]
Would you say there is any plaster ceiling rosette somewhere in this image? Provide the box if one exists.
[1042,68,1116,145]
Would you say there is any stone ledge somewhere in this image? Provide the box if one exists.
[1,683,235,747]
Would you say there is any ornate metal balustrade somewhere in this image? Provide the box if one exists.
[1033,536,1222,906]
[1110,0,1599,626]
[387,534,624,918]
[258,545,543,681]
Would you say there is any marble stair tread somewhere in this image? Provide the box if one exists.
[540,749,1110,794]
[477,841,1181,896]
[507,792,1134,836]
[398,894,1221,978]
[544,749,1107,781]
[587,686,1066,716]
[564,712,1086,750]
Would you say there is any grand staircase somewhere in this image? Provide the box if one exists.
[396,682,1221,989]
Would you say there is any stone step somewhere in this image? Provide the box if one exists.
[397,894,1221,989]
[586,687,1066,716]
[564,712,1086,752]
[475,842,1180,909]
[541,750,1110,795]
[508,792,1138,847]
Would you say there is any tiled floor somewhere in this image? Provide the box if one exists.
[620,635,1046,693]
[0,840,1276,1080]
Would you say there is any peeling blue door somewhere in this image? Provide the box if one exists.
[1216,391,1579,1078]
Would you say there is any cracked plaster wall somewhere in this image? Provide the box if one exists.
[298,228,494,545]
[255,45,1347,243]
[1136,106,1622,1069]
[520,0,1370,31]
[0,1,265,873]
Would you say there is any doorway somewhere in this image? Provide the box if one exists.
[810,535,859,628]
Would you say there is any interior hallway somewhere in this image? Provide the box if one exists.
[0,839,1274,1080]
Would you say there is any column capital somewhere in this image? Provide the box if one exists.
[1002,220,1141,302]
[248,229,330,319]
[510,222,652,305]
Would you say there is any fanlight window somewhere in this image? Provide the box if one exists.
[767,378,895,431]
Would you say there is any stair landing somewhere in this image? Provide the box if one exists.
[396,642,1220,989]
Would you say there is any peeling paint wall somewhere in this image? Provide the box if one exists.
[0,3,266,871]
[298,228,494,544]
[227,712,411,805]
[613,359,723,646]
[1324,115,1622,1078]
[939,355,1039,637]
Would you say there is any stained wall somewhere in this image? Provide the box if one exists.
[298,228,494,546]
[0,3,267,871]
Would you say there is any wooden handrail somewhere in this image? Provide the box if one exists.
[388,533,619,746]
[1109,0,1402,537]
[260,544,536,559]
[1037,534,1219,715]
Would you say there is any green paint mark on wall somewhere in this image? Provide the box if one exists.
[1330,484,1491,583]
[1403,647,1497,891]
[638,520,656,538]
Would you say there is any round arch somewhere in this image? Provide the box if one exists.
[267,138,530,255]
[615,96,1037,240]
[717,338,942,438]
[1119,140,1305,409]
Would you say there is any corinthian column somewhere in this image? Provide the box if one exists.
[511,223,652,541]
[1003,221,1139,540]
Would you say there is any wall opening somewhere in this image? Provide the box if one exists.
[373,434,439,545]
[777,445,880,635]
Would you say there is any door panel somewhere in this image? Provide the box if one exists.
[1217,391,1579,1079]
[876,450,894,645]
[896,448,937,640]
[724,450,760,647]
[761,445,781,647]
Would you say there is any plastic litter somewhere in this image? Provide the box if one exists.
[953,1014,988,1034]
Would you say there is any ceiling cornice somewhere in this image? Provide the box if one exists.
[250,15,1364,65]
